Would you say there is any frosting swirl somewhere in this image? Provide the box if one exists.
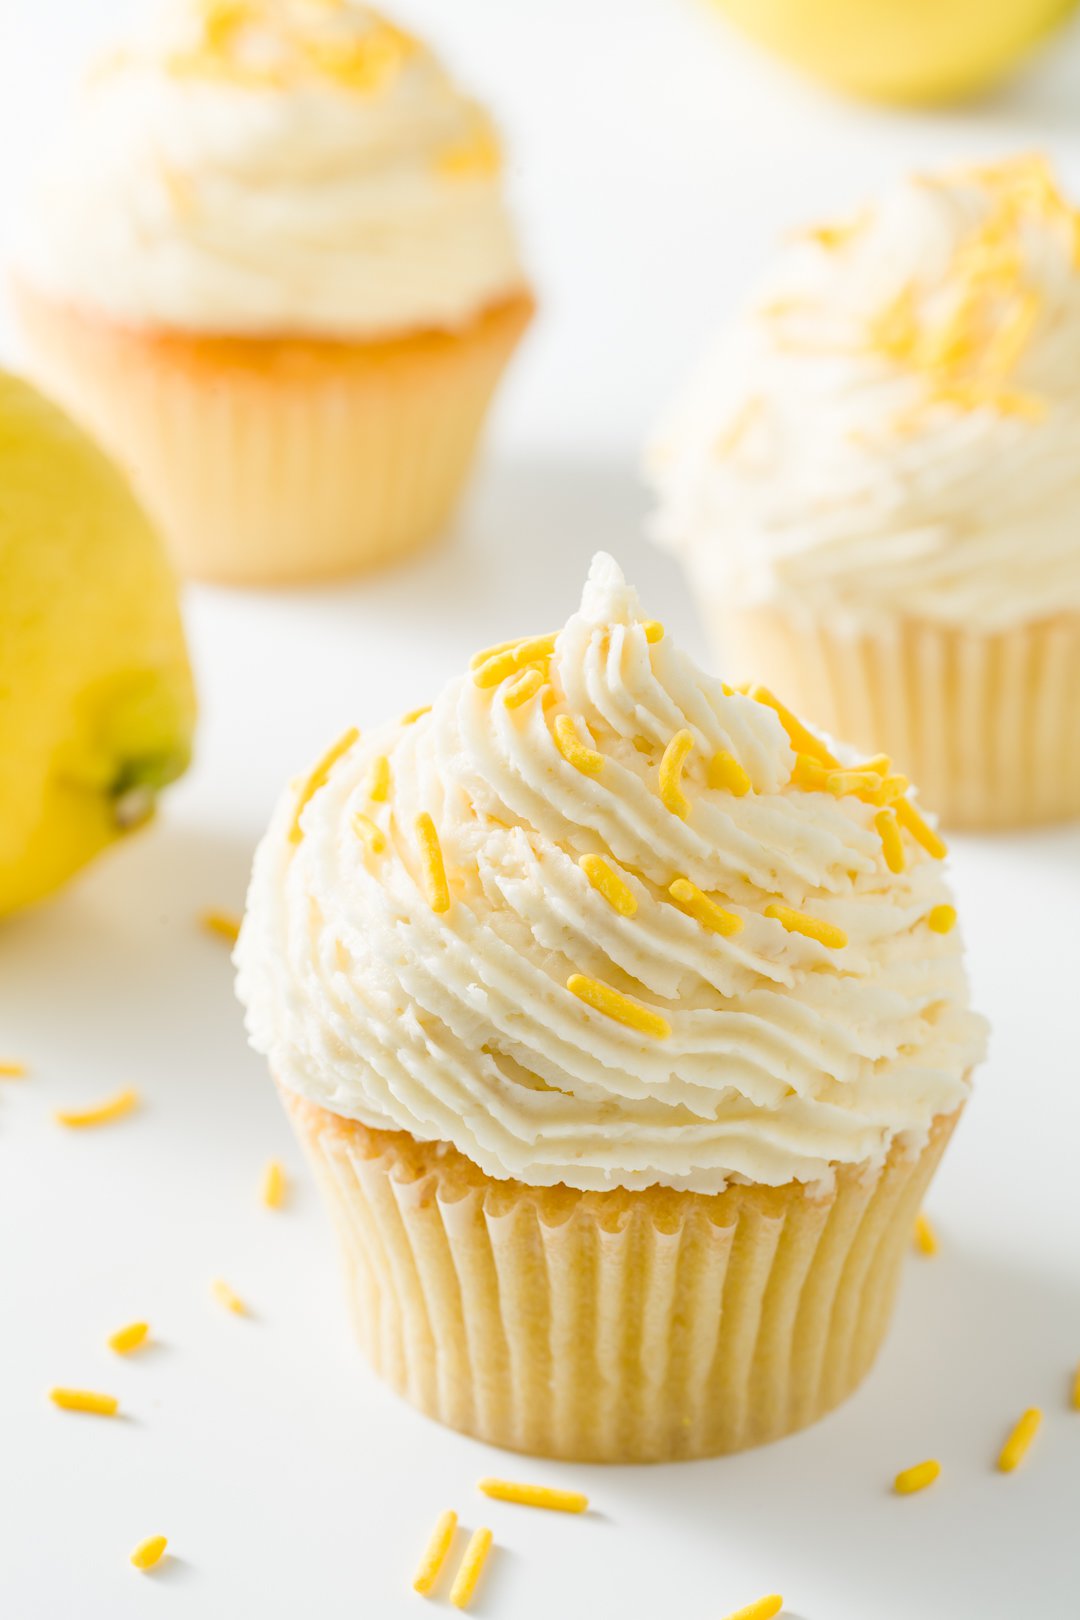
[236,554,986,1193]
[650,156,1080,633]
[18,0,525,338]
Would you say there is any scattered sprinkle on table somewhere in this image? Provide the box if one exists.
[130,1536,167,1572]
[260,1159,287,1208]
[412,1509,458,1596]
[0,1060,27,1078]
[108,1321,149,1355]
[449,1527,493,1610]
[894,1459,941,1495]
[478,1477,588,1514]
[722,1596,784,1620]
[998,1407,1042,1472]
[49,1387,118,1417]
[913,1212,938,1256]
[54,1087,139,1129]
[211,1279,248,1316]
[200,908,241,945]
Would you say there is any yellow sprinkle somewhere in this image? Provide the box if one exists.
[554,715,605,775]
[567,975,671,1039]
[875,809,906,874]
[790,753,829,792]
[853,754,891,776]
[368,754,391,804]
[721,1597,784,1620]
[826,769,885,799]
[659,729,695,818]
[108,1321,149,1355]
[289,726,360,843]
[579,855,637,917]
[669,878,743,937]
[927,904,957,935]
[1071,1362,1080,1412]
[878,774,910,803]
[211,1279,247,1316]
[750,686,839,768]
[413,1507,458,1595]
[261,1159,287,1209]
[50,1387,118,1417]
[913,1212,939,1256]
[449,1527,493,1610]
[642,620,665,643]
[894,1459,941,1495]
[402,706,431,726]
[437,124,502,180]
[469,635,525,670]
[200,908,241,945]
[353,812,386,855]
[473,633,557,689]
[896,798,948,860]
[765,904,847,950]
[478,1478,588,1514]
[503,667,544,710]
[415,813,451,914]
[632,735,653,755]
[998,1407,1042,1473]
[55,1088,139,1129]
[0,1061,27,1078]
[708,750,751,796]
[130,1536,167,1572]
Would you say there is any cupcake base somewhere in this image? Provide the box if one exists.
[283,1086,958,1463]
[716,605,1080,829]
[13,283,534,585]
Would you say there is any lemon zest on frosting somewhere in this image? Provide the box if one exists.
[913,1212,938,1256]
[412,1509,458,1596]
[55,1088,139,1129]
[927,903,957,934]
[290,727,360,843]
[579,855,637,917]
[658,729,695,818]
[896,798,947,859]
[503,667,544,709]
[108,1321,149,1355]
[477,1478,588,1514]
[449,1526,493,1610]
[368,754,391,804]
[415,813,451,913]
[130,1536,168,1572]
[669,878,743,937]
[353,812,386,855]
[554,715,604,775]
[708,750,751,796]
[875,809,906,874]
[261,1159,287,1209]
[211,1278,247,1316]
[50,1387,118,1416]
[750,687,839,768]
[721,1597,783,1620]
[998,1407,1042,1473]
[200,908,241,944]
[894,1459,941,1495]
[765,904,847,950]
[567,975,671,1039]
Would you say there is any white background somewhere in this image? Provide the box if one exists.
[1,3,1079,1617]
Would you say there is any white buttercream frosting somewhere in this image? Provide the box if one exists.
[18,0,525,337]
[236,555,985,1194]
[651,156,1080,633]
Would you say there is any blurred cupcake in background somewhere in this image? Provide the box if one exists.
[14,0,533,585]
[650,155,1080,829]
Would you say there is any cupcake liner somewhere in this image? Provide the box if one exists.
[282,1084,958,1463]
[715,605,1080,829]
[13,282,533,585]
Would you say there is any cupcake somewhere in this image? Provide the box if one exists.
[236,553,986,1463]
[14,0,532,585]
[649,155,1080,829]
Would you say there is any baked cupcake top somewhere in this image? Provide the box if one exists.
[236,555,985,1194]
[651,155,1080,633]
[18,0,525,338]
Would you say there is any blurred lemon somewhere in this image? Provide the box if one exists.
[0,374,196,916]
[712,0,1078,103]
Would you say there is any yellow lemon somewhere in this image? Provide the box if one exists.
[712,0,1078,103]
[0,374,195,916]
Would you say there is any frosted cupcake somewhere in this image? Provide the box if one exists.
[650,155,1080,828]
[236,554,985,1462]
[14,0,532,585]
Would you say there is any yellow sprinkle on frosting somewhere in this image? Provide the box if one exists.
[503,666,544,709]
[579,854,637,917]
[50,1387,118,1417]
[437,122,502,180]
[368,754,391,804]
[765,903,847,950]
[290,726,360,843]
[413,1509,458,1596]
[875,809,906,874]
[721,1597,784,1620]
[894,1459,941,1495]
[567,975,671,1039]
[401,706,431,726]
[896,798,947,859]
[200,908,241,945]
[415,813,451,914]
[449,1526,493,1610]
[669,878,743,937]
[473,633,557,689]
[554,714,605,775]
[998,1407,1042,1473]
[658,729,695,818]
[55,1088,139,1129]
[353,812,386,855]
[108,1321,150,1355]
[642,620,665,644]
[478,1478,588,1514]
[130,1536,168,1572]
[261,1159,287,1209]
[708,750,751,796]
[750,686,839,768]
[211,1279,247,1317]
[928,904,957,934]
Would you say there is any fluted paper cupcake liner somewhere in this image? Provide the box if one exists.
[282,1086,957,1463]
[14,283,533,585]
[715,605,1080,829]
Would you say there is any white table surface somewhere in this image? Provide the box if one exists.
[1,4,1079,1617]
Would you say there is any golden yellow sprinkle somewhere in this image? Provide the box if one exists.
[567,975,671,1040]
[579,854,637,917]
[896,798,948,859]
[353,812,386,855]
[130,1536,168,1572]
[1071,1362,1080,1412]
[721,1597,784,1620]
[55,1088,139,1129]
[0,1061,27,1078]
[750,686,839,768]
[469,635,524,670]
[669,878,743,937]
[50,1387,118,1417]
[642,620,665,644]
[261,1159,287,1209]
[368,754,391,804]
[473,633,557,689]
[413,1508,458,1596]
[437,124,502,180]
[708,750,751,796]
[765,903,847,950]
[402,706,431,726]
[878,774,910,803]
[478,1478,588,1514]
[894,1459,941,1495]
[927,904,957,935]
[289,726,360,843]
[826,769,885,799]
[415,813,451,914]
[998,1407,1042,1473]
[790,753,829,792]
[853,754,891,776]
[659,729,695,818]
[449,1527,493,1610]
[875,809,906,874]
[503,667,544,710]
[554,714,605,775]
[913,1212,939,1257]
[211,1279,247,1316]
[108,1321,149,1355]
[200,908,240,945]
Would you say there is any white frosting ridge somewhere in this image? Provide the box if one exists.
[18,0,525,337]
[650,156,1080,633]
[236,554,986,1193]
